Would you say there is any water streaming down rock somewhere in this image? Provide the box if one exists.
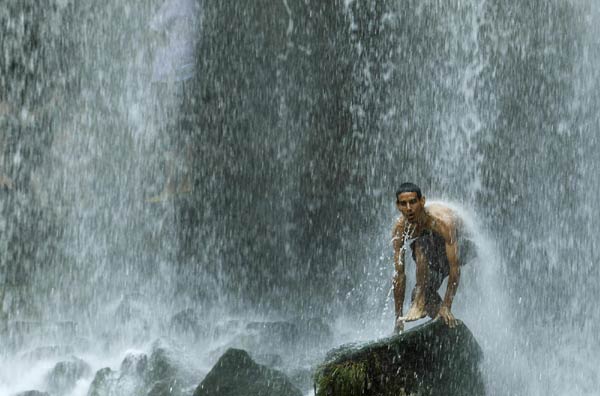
[1,1,599,395]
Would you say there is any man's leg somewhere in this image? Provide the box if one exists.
[424,270,445,318]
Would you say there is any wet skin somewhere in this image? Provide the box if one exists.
[392,192,460,332]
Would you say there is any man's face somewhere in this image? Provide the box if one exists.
[396,192,425,224]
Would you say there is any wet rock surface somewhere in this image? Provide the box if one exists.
[315,319,485,396]
[45,356,92,395]
[87,339,199,396]
[87,367,116,396]
[194,348,302,396]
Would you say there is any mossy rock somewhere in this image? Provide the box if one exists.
[315,319,485,396]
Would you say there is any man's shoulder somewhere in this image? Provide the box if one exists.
[426,205,458,239]
[426,204,456,225]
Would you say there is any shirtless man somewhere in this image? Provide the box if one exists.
[392,182,461,333]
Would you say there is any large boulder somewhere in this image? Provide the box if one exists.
[314,319,485,396]
[194,348,302,396]
[144,343,189,396]
[87,352,149,396]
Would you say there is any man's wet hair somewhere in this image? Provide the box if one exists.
[396,182,422,202]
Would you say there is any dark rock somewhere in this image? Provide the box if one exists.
[13,391,50,396]
[143,339,199,394]
[114,353,147,396]
[193,348,302,396]
[87,367,116,396]
[45,356,92,394]
[314,319,485,396]
[120,352,148,376]
[146,345,179,383]
[147,377,185,396]
[87,354,148,396]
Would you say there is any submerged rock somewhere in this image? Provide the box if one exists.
[314,319,485,396]
[194,348,302,396]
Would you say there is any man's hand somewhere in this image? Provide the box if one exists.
[436,305,458,328]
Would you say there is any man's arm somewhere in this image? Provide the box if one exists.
[438,222,460,327]
[392,222,406,331]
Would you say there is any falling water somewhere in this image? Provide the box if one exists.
[1,0,599,395]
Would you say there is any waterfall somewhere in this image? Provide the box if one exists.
[1,1,599,395]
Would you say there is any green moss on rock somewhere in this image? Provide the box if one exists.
[316,361,367,396]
